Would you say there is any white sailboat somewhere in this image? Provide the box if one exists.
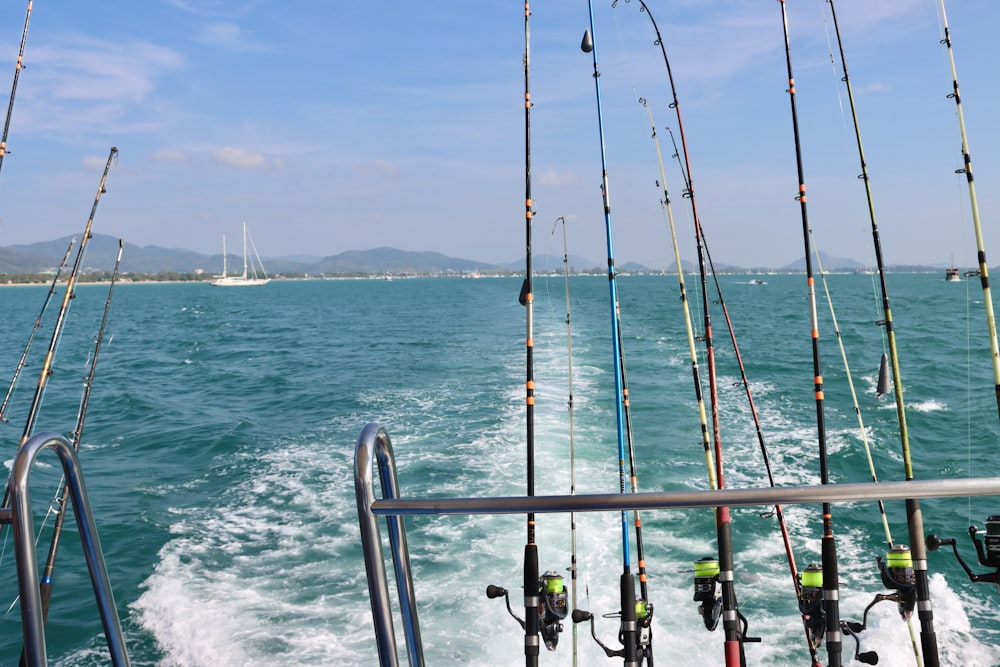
[211,222,270,286]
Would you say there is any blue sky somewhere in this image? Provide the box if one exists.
[0,0,997,268]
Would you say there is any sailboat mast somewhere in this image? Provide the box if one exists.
[221,234,227,278]
[242,222,249,280]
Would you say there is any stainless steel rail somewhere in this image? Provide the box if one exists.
[0,431,130,667]
[355,421,1000,667]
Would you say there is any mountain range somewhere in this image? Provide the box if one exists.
[0,234,953,276]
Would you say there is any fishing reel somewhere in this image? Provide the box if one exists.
[571,597,654,663]
[693,557,723,631]
[486,570,569,651]
[836,546,918,666]
[927,515,1000,592]
[797,562,877,664]
[692,557,759,646]
[572,573,653,663]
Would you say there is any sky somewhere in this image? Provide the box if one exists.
[0,0,997,269]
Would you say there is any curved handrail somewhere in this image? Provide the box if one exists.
[355,422,423,667]
[6,431,130,667]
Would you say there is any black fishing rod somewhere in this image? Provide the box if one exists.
[615,2,748,663]
[569,8,639,664]
[0,0,34,178]
[775,3,842,664]
[27,238,123,663]
[488,6,568,662]
[0,237,76,423]
[937,0,1000,420]
[824,2,940,663]
[1,146,118,516]
[553,216,580,666]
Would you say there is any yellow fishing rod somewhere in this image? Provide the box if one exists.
[0,0,34,177]
[937,0,1000,421]
[823,1,939,664]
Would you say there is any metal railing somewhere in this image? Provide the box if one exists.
[1,432,130,667]
[355,421,1000,667]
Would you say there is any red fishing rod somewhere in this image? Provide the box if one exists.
[775,3,842,664]
[615,2,749,663]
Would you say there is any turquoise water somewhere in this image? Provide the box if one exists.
[1,273,999,666]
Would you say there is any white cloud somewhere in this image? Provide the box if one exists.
[213,146,273,169]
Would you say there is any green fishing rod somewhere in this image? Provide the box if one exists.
[1,146,118,516]
[776,3,843,664]
[937,0,1000,421]
[553,216,580,666]
[0,237,76,423]
[0,0,34,178]
[615,2,746,663]
[488,6,569,662]
[823,2,939,662]
[24,238,124,667]
[569,8,639,665]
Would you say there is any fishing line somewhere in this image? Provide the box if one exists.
[0,0,34,179]
[823,2,941,663]
[775,2,844,664]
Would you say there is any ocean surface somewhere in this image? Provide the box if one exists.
[1,272,1000,666]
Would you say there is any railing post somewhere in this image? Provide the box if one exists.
[355,422,424,667]
[8,431,130,667]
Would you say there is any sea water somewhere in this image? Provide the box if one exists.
[0,273,999,666]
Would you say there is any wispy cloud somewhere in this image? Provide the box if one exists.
[196,22,271,53]
[212,145,281,169]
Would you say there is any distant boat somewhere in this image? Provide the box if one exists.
[211,222,270,286]
[945,266,961,282]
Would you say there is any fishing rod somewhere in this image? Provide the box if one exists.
[0,0,34,178]
[553,216,580,665]
[615,2,750,663]
[775,3,844,664]
[809,235,919,667]
[487,6,567,662]
[823,1,941,663]
[31,238,123,650]
[655,112,809,663]
[1,146,118,516]
[0,237,77,423]
[568,9,641,665]
[937,0,1000,420]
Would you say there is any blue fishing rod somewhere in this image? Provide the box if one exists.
[0,0,34,178]
[487,5,568,662]
[568,7,640,665]
[775,3,842,664]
